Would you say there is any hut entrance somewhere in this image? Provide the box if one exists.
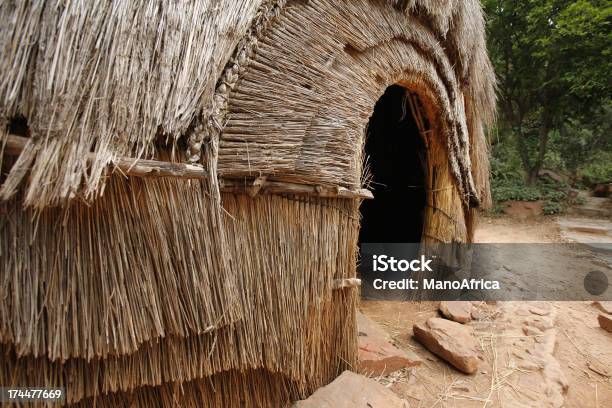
[359,85,427,244]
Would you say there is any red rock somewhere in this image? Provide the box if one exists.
[293,370,410,407]
[501,200,544,219]
[413,317,480,374]
[357,312,421,375]
[598,313,612,333]
[471,308,484,320]
[439,301,472,323]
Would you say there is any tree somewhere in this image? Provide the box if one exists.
[483,0,611,184]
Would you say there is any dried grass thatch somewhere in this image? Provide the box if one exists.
[1,175,239,361]
[0,0,495,405]
[0,0,269,208]
[218,0,495,207]
[1,191,358,404]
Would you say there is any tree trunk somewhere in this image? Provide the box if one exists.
[526,107,553,186]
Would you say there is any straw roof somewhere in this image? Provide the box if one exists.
[219,0,496,207]
[0,0,495,210]
[0,0,268,208]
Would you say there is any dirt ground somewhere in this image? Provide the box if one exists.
[361,215,612,407]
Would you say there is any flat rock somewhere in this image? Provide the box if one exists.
[413,317,480,374]
[529,304,552,316]
[293,370,410,408]
[598,313,612,332]
[357,312,421,375]
[592,301,612,314]
[522,325,543,337]
[439,301,472,323]
[524,315,555,331]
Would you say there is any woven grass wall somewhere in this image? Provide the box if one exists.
[0,188,359,405]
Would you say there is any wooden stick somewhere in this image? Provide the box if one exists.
[3,134,208,179]
[3,134,374,199]
[221,178,373,200]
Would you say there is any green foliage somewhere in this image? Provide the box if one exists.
[577,151,612,184]
[492,183,541,202]
[573,195,587,206]
[490,133,573,214]
[491,177,568,203]
[482,0,612,183]
[550,101,612,177]
[543,201,562,215]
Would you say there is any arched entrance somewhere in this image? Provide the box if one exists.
[359,85,428,245]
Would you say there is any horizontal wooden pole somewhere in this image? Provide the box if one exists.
[3,134,208,179]
[113,157,208,179]
[221,178,373,200]
[3,134,373,199]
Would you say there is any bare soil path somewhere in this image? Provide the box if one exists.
[361,215,612,407]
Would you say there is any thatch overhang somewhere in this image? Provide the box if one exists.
[0,0,494,211]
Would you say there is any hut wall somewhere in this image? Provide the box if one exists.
[0,176,239,362]
[69,369,297,408]
[397,84,469,244]
[0,191,359,405]
[0,0,269,209]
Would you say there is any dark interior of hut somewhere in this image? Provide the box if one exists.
[359,84,427,245]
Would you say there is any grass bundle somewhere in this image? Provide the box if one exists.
[1,193,359,404]
[0,176,239,361]
[0,0,266,208]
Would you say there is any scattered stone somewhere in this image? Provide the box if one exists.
[515,308,531,316]
[293,370,410,408]
[471,308,484,320]
[593,182,611,198]
[512,350,543,371]
[534,330,557,355]
[566,225,608,235]
[524,316,555,331]
[598,313,612,332]
[529,304,552,316]
[522,325,543,337]
[413,317,480,374]
[592,301,612,314]
[356,312,421,375]
[439,301,473,323]
[501,200,544,219]
[450,381,472,393]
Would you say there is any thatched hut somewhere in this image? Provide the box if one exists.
[0,0,495,406]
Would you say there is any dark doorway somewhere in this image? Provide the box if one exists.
[359,85,427,244]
